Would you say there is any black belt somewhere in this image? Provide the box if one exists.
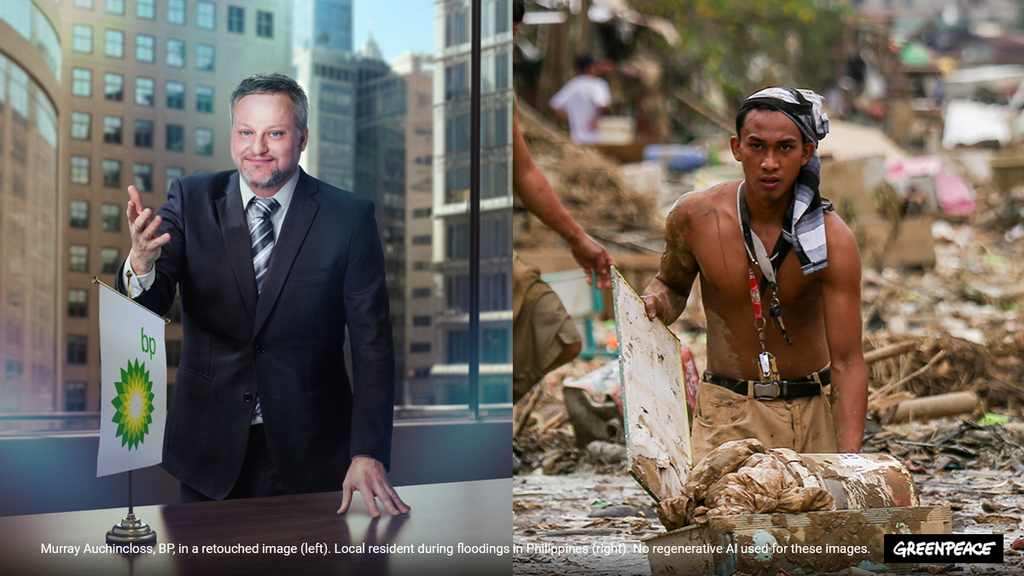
[702,368,830,401]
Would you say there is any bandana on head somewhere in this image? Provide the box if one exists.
[737,87,831,274]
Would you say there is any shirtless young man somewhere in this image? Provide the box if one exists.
[643,88,868,462]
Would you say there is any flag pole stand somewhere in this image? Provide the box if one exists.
[106,470,157,544]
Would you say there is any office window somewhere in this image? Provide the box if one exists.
[167,39,185,67]
[446,5,467,47]
[167,341,183,366]
[136,34,155,62]
[101,248,120,274]
[69,246,89,273]
[495,52,509,91]
[134,163,153,192]
[102,160,121,189]
[72,68,92,97]
[71,112,91,140]
[67,336,88,365]
[68,290,88,318]
[168,0,186,24]
[413,315,431,326]
[70,201,89,228]
[410,343,431,354]
[166,167,184,192]
[73,24,93,53]
[105,29,124,58]
[198,2,216,29]
[136,77,154,106]
[412,235,431,246]
[106,0,124,14]
[257,11,273,38]
[166,81,185,109]
[70,156,90,184]
[76,0,94,8]
[105,73,123,101]
[103,116,122,144]
[412,287,430,298]
[196,44,214,71]
[445,62,469,102]
[446,113,471,153]
[134,120,153,148]
[482,328,509,363]
[66,382,87,412]
[228,6,244,33]
[196,128,213,156]
[166,124,184,152]
[196,86,214,113]
[137,0,155,19]
[102,203,121,230]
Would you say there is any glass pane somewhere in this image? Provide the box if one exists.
[5,0,510,439]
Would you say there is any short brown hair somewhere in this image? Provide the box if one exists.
[229,73,308,131]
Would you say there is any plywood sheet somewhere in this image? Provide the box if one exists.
[612,266,691,503]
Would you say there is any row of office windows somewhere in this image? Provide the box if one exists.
[72,28,220,70]
[68,290,181,321]
[67,245,121,274]
[443,54,510,102]
[68,159,184,193]
[72,1,271,37]
[445,0,510,48]
[405,329,509,364]
[70,120,214,154]
[71,73,215,114]
[68,201,121,231]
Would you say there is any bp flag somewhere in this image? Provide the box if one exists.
[97,282,167,477]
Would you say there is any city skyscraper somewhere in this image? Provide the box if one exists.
[293,0,353,54]
[430,0,514,405]
[0,0,62,428]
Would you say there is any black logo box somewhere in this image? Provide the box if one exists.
[884,534,1003,564]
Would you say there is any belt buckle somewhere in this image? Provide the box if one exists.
[753,381,781,400]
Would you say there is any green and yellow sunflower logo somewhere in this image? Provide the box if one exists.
[111,359,155,451]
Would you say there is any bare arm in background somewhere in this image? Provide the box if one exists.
[512,99,615,289]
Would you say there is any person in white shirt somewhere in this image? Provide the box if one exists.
[549,56,612,145]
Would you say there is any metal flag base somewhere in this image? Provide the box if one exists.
[105,470,157,544]
[106,512,157,544]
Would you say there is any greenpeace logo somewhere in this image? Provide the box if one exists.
[884,535,1002,563]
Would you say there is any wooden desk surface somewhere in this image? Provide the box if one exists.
[0,478,511,576]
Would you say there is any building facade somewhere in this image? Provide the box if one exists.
[431,0,513,405]
[56,0,293,419]
[0,0,62,428]
[293,0,353,55]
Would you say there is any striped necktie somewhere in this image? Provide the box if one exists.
[249,197,279,294]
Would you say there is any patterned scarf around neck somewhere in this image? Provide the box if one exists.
[737,87,831,274]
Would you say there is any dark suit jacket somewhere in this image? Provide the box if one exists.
[116,169,395,499]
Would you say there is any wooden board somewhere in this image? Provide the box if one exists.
[612,266,691,503]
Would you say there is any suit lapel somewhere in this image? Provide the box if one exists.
[217,172,259,316]
[254,169,320,335]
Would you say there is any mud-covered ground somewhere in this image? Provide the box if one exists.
[512,465,1024,575]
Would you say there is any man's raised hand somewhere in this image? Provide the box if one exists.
[126,185,170,275]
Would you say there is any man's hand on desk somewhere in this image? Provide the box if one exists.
[337,456,410,518]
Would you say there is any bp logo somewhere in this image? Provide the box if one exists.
[110,359,155,451]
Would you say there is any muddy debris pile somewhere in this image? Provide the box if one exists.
[864,418,1024,472]
[513,359,628,476]
[514,100,659,252]
[655,439,835,531]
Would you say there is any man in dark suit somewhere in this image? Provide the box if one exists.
[119,73,408,517]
